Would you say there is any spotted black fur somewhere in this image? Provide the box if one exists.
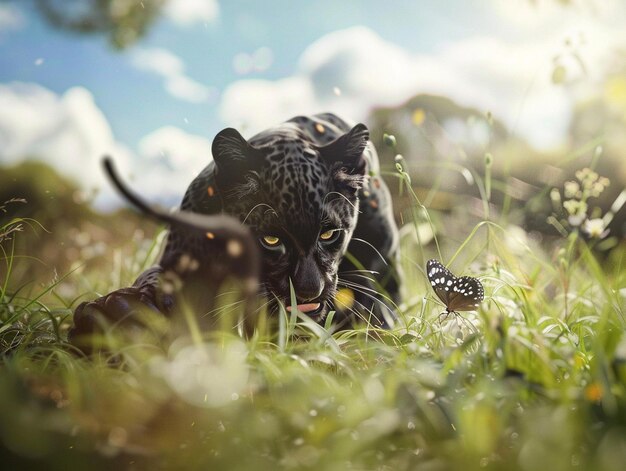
[70,113,400,346]
[174,113,400,326]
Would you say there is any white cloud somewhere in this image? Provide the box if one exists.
[163,0,219,27]
[219,21,626,149]
[220,77,314,134]
[0,4,24,33]
[139,126,212,171]
[0,83,213,209]
[165,74,213,103]
[131,47,215,104]
[123,126,214,205]
[0,83,134,207]
[490,0,626,29]
[232,47,274,75]
[132,47,184,77]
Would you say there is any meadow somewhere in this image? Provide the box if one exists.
[1,141,625,471]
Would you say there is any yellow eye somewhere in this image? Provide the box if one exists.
[319,230,336,241]
[262,235,281,246]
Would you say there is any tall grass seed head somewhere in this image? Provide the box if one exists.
[383,133,397,147]
[550,188,562,212]
[591,179,609,198]
[563,181,580,199]
[563,200,588,226]
[484,152,493,167]
[575,167,609,198]
[394,154,404,172]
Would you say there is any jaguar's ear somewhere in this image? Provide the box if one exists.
[318,123,369,176]
[212,128,263,198]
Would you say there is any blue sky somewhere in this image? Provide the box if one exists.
[1,0,624,206]
[0,0,488,146]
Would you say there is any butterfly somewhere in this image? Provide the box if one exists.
[426,259,484,315]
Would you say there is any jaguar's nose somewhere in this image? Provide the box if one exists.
[293,256,324,302]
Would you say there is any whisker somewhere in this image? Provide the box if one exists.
[340,274,399,307]
[253,297,274,315]
[334,297,372,327]
[340,273,376,284]
[348,238,388,266]
[320,191,361,224]
[243,203,277,224]
[337,279,398,318]
[214,289,245,299]
[347,299,377,324]
[338,278,399,309]
[322,191,359,211]
[339,269,380,276]
[201,299,245,319]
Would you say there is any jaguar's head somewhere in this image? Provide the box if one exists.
[212,123,369,321]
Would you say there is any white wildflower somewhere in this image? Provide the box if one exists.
[582,218,609,239]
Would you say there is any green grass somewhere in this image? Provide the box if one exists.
[1,169,626,471]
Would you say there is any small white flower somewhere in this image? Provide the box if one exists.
[568,213,586,227]
[583,218,609,239]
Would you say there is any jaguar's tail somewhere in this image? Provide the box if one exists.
[102,156,254,242]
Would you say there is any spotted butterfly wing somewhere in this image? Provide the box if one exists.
[426,259,484,312]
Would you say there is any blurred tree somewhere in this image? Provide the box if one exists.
[0,161,159,294]
[367,94,526,210]
[367,89,626,240]
[26,0,166,49]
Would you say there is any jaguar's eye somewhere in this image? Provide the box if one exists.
[260,235,282,250]
[319,229,341,244]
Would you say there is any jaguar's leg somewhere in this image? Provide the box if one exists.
[68,267,172,353]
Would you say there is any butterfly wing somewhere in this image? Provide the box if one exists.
[427,259,484,312]
[426,259,456,309]
[447,276,484,312]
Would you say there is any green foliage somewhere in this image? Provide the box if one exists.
[1,157,626,470]
[0,161,160,299]
[30,0,166,49]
